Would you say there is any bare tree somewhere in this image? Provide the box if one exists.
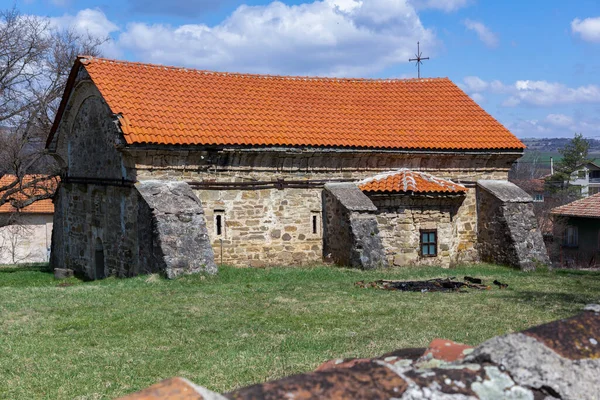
[0,219,35,264]
[0,6,106,213]
[508,151,550,181]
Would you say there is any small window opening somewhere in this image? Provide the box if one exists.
[564,225,578,247]
[94,238,105,280]
[420,230,437,257]
[312,215,318,234]
[216,214,223,236]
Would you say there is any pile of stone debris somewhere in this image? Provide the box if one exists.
[355,276,508,292]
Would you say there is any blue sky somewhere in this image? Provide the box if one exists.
[16,0,600,139]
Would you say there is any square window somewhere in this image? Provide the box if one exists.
[420,230,437,257]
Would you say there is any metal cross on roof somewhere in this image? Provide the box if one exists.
[409,42,429,79]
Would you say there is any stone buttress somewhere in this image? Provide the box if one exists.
[136,181,217,279]
[477,180,550,270]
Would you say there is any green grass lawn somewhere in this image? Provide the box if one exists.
[1,264,599,399]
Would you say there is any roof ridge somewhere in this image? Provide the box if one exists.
[357,169,466,193]
[77,55,450,83]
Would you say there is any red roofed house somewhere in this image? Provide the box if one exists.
[550,193,600,267]
[0,175,57,264]
[46,56,547,279]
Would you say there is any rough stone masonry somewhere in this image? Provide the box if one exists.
[46,56,549,277]
[119,304,600,400]
[477,180,551,271]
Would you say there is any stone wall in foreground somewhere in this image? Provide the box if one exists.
[119,305,600,400]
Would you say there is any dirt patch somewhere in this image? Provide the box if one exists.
[355,277,503,293]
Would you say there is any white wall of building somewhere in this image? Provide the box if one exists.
[0,214,53,264]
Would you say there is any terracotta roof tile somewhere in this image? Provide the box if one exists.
[69,56,525,151]
[0,175,58,214]
[551,193,600,219]
[358,169,466,194]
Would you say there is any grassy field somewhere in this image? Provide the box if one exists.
[1,264,599,399]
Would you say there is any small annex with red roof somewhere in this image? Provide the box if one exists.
[46,56,530,278]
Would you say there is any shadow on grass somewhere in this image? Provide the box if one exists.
[553,269,600,278]
[503,290,599,312]
[0,263,52,274]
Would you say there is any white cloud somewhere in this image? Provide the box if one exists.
[470,92,485,103]
[410,0,470,12]
[49,9,119,39]
[509,80,600,107]
[463,76,488,92]
[115,0,436,76]
[508,114,600,138]
[508,119,550,137]
[501,97,520,107]
[571,17,600,43]
[462,76,600,107]
[490,79,508,93]
[545,114,573,127]
[463,19,498,48]
[49,9,121,58]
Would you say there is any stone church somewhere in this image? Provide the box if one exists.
[46,56,549,279]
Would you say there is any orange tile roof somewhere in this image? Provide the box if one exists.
[551,193,600,219]
[358,169,467,194]
[49,56,525,151]
[0,175,58,214]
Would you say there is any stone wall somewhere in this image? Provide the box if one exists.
[367,193,466,268]
[48,75,142,278]
[197,188,322,267]
[51,183,141,278]
[130,149,516,267]
[477,180,550,270]
[137,181,216,278]
[323,183,387,269]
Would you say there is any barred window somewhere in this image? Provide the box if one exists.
[421,230,437,257]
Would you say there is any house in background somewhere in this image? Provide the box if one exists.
[0,175,56,264]
[550,193,600,268]
[568,161,600,197]
[511,178,546,203]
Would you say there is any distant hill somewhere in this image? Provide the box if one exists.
[521,138,600,154]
